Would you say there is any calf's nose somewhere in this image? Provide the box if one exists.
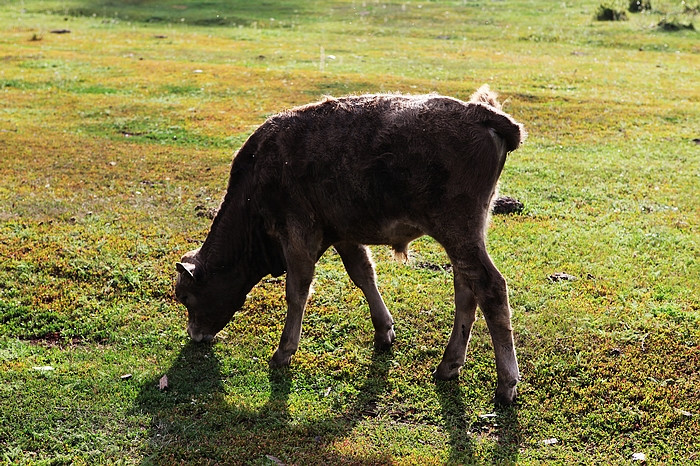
[187,324,214,343]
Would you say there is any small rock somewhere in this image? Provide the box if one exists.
[32,366,55,371]
[265,454,285,465]
[194,205,218,219]
[492,196,524,215]
[548,272,577,282]
[159,375,169,391]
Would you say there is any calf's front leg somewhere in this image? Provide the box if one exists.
[270,252,316,368]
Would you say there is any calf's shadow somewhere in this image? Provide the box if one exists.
[435,378,521,463]
[134,342,519,463]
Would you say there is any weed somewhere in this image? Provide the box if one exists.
[596,3,629,20]
[657,16,695,30]
[628,0,652,12]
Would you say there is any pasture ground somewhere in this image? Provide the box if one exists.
[1,0,698,463]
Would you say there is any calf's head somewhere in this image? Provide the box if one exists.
[175,250,254,343]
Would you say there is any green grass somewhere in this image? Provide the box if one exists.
[1,0,699,463]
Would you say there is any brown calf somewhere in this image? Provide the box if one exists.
[175,86,525,404]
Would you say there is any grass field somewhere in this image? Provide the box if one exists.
[1,0,699,463]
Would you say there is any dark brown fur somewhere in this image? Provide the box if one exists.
[175,85,525,404]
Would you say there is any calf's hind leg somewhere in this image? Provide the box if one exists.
[434,273,478,380]
[335,242,395,350]
[437,245,520,405]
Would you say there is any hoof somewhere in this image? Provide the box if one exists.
[433,362,461,381]
[494,384,518,406]
[374,328,396,352]
[269,350,293,368]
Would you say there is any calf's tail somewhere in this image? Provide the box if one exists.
[469,85,526,154]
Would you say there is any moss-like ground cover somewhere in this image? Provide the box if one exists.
[1,0,698,463]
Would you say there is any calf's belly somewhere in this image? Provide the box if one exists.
[328,219,424,249]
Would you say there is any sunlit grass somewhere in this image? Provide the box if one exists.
[1,0,698,463]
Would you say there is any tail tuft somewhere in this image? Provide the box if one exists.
[470,84,502,110]
[469,85,526,153]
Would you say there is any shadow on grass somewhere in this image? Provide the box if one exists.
[134,343,519,463]
[54,0,312,27]
[435,379,521,463]
[134,342,395,463]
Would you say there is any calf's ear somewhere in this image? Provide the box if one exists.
[176,262,196,280]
